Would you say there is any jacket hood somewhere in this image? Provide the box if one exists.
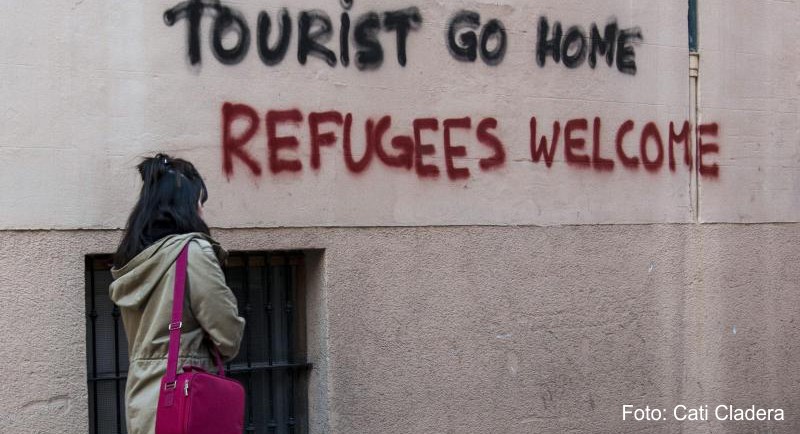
[109,232,226,309]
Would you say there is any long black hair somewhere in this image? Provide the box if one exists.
[114,153,210,266]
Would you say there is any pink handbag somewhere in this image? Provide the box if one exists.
[155,244,245,434]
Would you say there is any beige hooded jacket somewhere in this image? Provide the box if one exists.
[110,233,245,434]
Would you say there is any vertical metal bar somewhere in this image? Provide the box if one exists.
[222,265,233,375]
[243,253,253,367]
[87,257,99,434]
[265,254,273,365]
[287,369,296,434]
[243,254,255,432]
[285,262,295,431]
[268,371,277,434]
[112,305,123,434]
[688,0,698,52]
[285,262,294,363]
[266,255,276,433]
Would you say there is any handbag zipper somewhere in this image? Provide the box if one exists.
[184,379,189,396]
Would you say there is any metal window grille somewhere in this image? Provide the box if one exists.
[86,251,311,434]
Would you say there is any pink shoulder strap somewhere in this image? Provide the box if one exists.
[164,242,225,387]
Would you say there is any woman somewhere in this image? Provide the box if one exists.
[110,153,245,434]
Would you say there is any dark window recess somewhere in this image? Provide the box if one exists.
[86,252,311,434]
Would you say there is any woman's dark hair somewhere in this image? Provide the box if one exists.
[114,153,210,266]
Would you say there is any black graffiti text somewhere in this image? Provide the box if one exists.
[536,17,643,75]
[164,0,422,69]
[446,10,507,66]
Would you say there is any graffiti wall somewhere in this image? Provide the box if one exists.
[1,0,789,229]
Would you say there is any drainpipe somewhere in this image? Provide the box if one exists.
[688,0,700,222]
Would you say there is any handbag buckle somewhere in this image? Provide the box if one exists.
[168,321,183,331]
[164,381,177,390]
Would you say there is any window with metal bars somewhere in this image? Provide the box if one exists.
[85,251,311,434]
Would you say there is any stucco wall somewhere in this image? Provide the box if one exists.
[698,0,800,222]
[1,226,799,434]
